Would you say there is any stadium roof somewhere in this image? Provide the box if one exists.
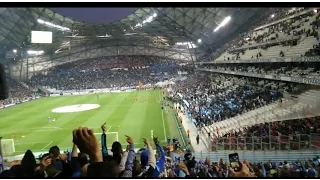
[0,7,269,65]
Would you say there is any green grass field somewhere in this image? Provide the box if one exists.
[0,89,180,156]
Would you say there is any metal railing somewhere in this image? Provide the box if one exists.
[201,133,320,151]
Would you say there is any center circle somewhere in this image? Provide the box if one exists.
[51,104,100,113]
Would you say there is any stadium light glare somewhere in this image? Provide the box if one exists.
[13,49,17,53]
[197,39,202,43]
[135,12,157,28]
[37,18,70,32]
[27,50,44,55]
[271,14,275,18]
[214,16,231,32]
[314,9,318,13]
[175,41,197,48]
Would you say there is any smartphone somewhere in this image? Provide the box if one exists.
[229,153,241,172]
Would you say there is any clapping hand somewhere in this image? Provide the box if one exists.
[40,156,52,169]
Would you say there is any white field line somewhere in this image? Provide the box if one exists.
[14,126,113,153]
[41,141,53,150]
[15,141,53,145]
[93,126,112,135]
[159,90,167,140]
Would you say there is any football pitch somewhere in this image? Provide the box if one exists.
[0,89,180,156]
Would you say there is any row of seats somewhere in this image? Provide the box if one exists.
[215,9,320,61]
[204,98,311,137]
[201,62,320,79]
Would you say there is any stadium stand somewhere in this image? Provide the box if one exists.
[29,55,193,90]
[0,78,38,106]
[1,7,320,178]
[215,9,320,62]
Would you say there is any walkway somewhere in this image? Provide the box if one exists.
[177,112,209,153]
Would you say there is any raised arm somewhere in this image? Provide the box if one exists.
[145,138,156,168]
[153,137,166,177]
[121,135,135,177]
[100,123,109,158]
[72,127,104,177]
[71,143,78,157]
[119,151,128,172]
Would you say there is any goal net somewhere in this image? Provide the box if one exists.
[1,139,15,156]
[94,132,119,147]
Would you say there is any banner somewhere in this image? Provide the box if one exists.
[291,77,320,85]
[291,56,320,62]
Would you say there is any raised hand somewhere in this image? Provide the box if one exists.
[73,127,102,162]
[178,162,189,175]
[101,122,107,133]
[142,138,150,146]
[125,135,133,145]
[153,136,159,144]
[40,156,52,169]
[58,153,68,163]
[229,163,255,177]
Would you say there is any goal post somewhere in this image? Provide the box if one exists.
[1,139,15,156]
[94,132,119,147]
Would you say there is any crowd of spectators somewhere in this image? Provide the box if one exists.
[171,73,283,128]
[305,42,320,56]
[1,8,320,178]
[213,116,320,151]
[0,78,37,106]
[29,55,193,90]
[1,123,319,178]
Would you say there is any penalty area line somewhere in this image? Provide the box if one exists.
[41,141,53,150]
[107,126,112,132]
[15,141,53,145]
[93,126,112,135]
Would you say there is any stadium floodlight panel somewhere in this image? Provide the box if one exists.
[214,16,231,32]
[271,14,275,18]
[13,49,17,53]
[197,39,202,43]
[314,9,318,13]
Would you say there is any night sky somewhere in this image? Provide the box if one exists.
[52,8,137,24]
